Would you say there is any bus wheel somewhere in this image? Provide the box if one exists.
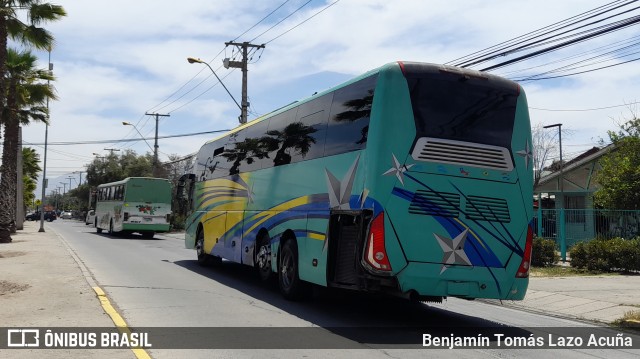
[255,234,273,282]
[108,220,114,235]
[196,229,220,267]
[142,232,155,239]
[96,219,102,233]
[278,239,308,300]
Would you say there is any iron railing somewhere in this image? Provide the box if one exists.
[533,209,640,261]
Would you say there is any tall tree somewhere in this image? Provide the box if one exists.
[0,48,55,240]
[594,114,640,209]
[0,0,65,243]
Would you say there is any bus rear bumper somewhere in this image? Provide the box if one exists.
[122,223,171,233]
[395,262,529,301]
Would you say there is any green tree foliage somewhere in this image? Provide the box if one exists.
[22,147,41,209]
[85,150,153,187]
[594,117,640,209]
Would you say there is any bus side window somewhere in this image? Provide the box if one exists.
[288,93,332,163]
[221,129,248,176]
[324,75,378,157]
[263,108,298,167]
[198,141,226,180]
[238,119,270,173]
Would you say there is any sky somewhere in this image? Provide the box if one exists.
[16,0,640,199]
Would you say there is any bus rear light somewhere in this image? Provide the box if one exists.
[123,212,129,221]
[364,212,392,272]
[516,225,533,278]
[397,61,406,75]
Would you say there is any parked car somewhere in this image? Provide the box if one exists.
[85,210,96,225]
[25,211,56,222]
[61,211,73,219]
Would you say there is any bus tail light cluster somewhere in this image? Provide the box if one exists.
[364,212,392,272]
[516,225,533,278]
[123,212,129,221]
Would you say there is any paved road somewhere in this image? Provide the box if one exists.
[48,220,640,358]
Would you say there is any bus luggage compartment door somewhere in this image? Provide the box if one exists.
[327,211,370,288]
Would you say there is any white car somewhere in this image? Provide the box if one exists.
[61,211,73,219]
[85,210,96,225]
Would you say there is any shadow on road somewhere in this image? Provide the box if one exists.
[172,259,532,347]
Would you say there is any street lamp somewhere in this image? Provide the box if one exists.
[543,123,563,209]
[187,57,243,124]
[39,49,53,232]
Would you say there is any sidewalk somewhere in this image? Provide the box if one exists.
[496,275,640,324]
[0,221,133,358]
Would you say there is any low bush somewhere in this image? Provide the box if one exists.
[532,237,559,267]
[170,213,186,231]
[570,237,640,272]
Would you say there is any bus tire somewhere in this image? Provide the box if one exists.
[255,232,273,282]
[196,228,220,267]
[142,232,155,239]
[278,238,308,300]
[108,220,114,235]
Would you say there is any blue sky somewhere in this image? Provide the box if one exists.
[19,0,640,198]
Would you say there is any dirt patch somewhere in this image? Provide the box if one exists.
[0,251,27,258]
[0,280,30,296]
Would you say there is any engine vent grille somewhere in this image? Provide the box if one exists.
[409,190,460,217]
[466,196,511,223]
[411,137,513,171]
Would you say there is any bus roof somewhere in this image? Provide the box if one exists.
[201,63,386,146]
[96,177,170,188]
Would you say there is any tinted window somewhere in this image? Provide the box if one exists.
[262,108,300,167]
[324,75,377,157]
[289,93,332,162]
[197,139,227,181]
[238,119,270,173]
[405,67,517,148]
[221,129,247,176]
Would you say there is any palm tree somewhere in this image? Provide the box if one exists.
[0,2,65,243]
[22,147,41,210]
[0,48,56,241]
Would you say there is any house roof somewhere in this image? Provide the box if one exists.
[536,144,615,193]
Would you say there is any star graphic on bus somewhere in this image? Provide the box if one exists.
[382,154,414,186]
[434,229,472,274]
[325,155,360,209]
[516,141,533,169]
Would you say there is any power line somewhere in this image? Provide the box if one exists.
[249,0,313,43]
[530,100,640,112]
[265,0,342,45]
[20,129,230,146]
[232,0,292,42]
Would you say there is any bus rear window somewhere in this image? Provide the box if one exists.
[405,67,518,149]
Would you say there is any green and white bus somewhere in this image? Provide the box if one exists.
[95,177,172,239]
[180,61,533,301]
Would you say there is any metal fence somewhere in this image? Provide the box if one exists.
[533,209,640,260]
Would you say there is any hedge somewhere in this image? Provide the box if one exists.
[570,237,640,272]
[532,237,559,267]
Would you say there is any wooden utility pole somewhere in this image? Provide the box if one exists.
[223,41,265,124]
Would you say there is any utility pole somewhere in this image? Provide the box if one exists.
[104,148,120,155]
[144,112,170,176]
[223,41,265,124]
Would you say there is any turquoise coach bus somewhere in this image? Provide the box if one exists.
[95,177,172,239]
[180,61,533,301]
